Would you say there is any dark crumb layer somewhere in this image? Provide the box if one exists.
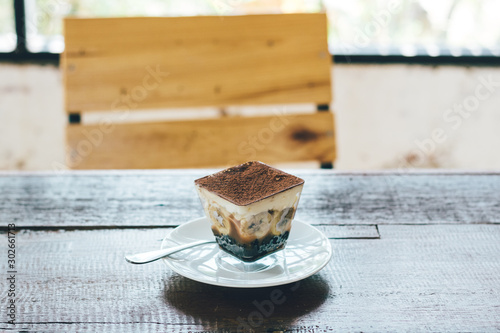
[194,161,304,206]
[214,231,290,262]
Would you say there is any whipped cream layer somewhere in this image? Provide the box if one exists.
[196,184,303,242]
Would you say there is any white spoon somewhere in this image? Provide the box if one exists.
[125,240,216,264]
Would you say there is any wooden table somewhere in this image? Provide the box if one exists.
[1,170,499,332]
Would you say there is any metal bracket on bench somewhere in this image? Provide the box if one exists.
[68,113,81,124]
[316,104,330,112]
[320,162,334,169]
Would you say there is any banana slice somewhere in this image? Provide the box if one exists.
[243,211,272,238]
[208,204,230,234]
[270,207,295,235]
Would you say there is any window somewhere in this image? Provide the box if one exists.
[2,0,500,63]
[24,0,225,53]
[0,0,16,52]
[324,0,500,57]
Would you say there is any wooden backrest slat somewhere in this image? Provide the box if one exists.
[66,112,336,169]
[63,14,331,112]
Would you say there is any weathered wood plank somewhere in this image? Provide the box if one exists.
[1,225,499,331]
[0,172,499,228]
[66,112,336,169]
[315,225,379,239]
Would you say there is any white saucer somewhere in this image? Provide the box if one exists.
[161,217,332,288]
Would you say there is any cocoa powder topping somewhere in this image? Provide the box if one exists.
[194,161,304,206]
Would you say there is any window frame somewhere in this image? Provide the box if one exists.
[1,0,58,64]
[1,0,499,66]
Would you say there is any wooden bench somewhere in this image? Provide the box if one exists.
[63,14,335,169]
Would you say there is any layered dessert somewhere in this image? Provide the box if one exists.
[195,161,304,262]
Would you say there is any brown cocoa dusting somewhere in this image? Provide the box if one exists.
[195,161,304,206]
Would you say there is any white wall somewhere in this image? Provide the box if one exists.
[0,64,64,170]
[333,64,500,170]
[1,63,499,170]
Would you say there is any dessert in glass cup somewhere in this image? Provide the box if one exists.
[195,161,304,262]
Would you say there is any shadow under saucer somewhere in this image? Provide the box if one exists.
[163,272,331,332]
